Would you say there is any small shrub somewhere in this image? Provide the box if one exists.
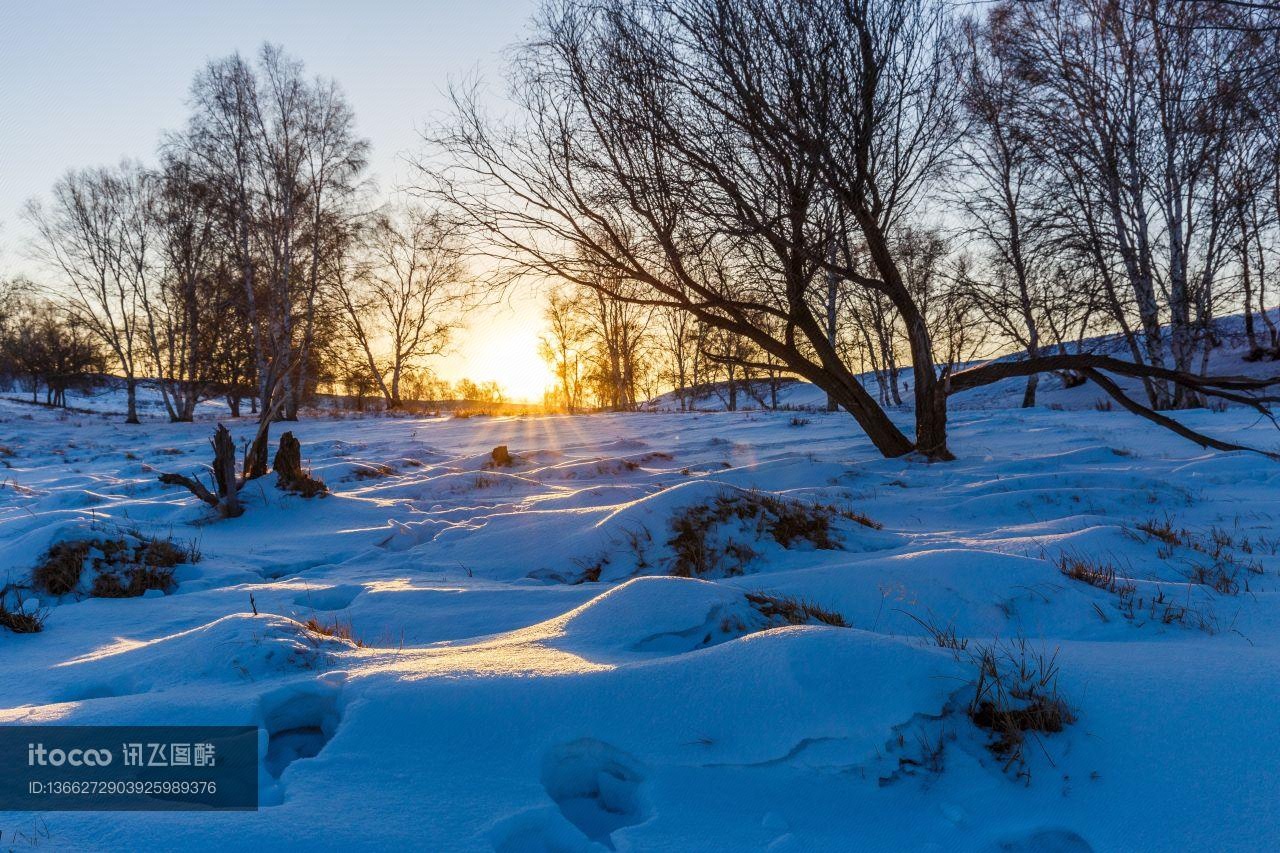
[1093,397,1113,412]
[789,416,810,427]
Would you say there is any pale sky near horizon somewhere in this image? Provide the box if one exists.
[0,0,557,400]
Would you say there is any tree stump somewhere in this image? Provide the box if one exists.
[490,445,513,467]
[157,423,243,518]
[212,423,242,517]
[273,432,327,497]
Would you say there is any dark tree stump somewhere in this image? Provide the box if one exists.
[273,432,327,497]
[157,423,243,518]
[490,445,513,467]
[212,424,242,517]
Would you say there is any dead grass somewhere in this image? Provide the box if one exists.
[0,588,48,634]
[32,541,92,596]
[351,463,395,480]
[32,533,198,598]
[1124,515,1261,593]
[302,616,365,647]
[1055,550,1217,632]
[90,566,175,598]
[903,610,968,650]
[1134,513,1183,546]
[745,591,849,627]
[667,490,881,577]
[1055,552,1137,597]
[967,638,1075,776]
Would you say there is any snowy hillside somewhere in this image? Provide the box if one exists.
[2,389,1279,850]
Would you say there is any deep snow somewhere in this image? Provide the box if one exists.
[2,379,1280,851]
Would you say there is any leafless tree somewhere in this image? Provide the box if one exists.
[419,0,1280,459]
[25,162,152,423]
[330,206,463,409]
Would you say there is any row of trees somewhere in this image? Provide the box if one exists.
[17,46,468,458]
[423,0,1280,459]
[0,279,106,408]
[540,283,801,413]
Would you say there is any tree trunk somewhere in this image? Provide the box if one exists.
[125,378,140,425]
[1021,373,1039,409]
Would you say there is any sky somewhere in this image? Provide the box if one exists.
[0,0,557,401]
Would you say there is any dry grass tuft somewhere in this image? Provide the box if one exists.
[33,541,93,596]
[968,638,1075,776]
[0,588,49,634]
[302,616,365,647]
[1055,552,1137,597]
[351,463,396,480]
[90,566,175,598]
[32,533,198,598]
[745,591,849,627]
[903,611,968,650]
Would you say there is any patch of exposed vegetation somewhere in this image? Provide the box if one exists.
[32,540,92,596]
[667,490,880,578]
[903,610,968,651]
[968,638,1075,777]
[0,587,49,634]
[90,565,175,598]
[351,463,395,480]
[31,533,198,599]
[745,591,849,627]
[1124,514,1263,593]
[1055,551,1217,633]
[302,615,365,647]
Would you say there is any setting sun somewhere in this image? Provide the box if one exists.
[442,298,555,403]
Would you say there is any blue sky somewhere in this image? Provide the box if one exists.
[0,0,550,395]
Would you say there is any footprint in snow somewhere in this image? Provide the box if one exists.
[540,738,648,849]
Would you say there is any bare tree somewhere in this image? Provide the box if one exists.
[331,206,463,409]
[26,162,154,423]
[539,285,588,412]
[420,0,1280,460]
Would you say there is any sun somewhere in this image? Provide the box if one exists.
[445,302,556,403]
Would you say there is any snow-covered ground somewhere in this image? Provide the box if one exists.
[2,377,1280,850]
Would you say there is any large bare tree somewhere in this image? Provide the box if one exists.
[421,0,1280,459]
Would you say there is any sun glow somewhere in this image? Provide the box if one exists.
[442,300,556,403]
